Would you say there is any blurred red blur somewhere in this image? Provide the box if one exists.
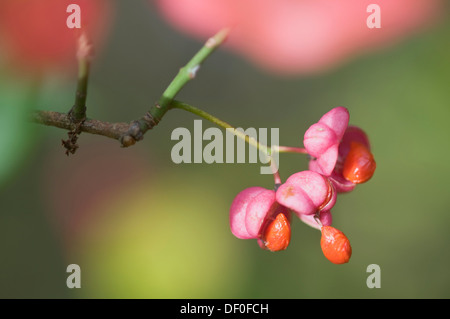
[155,0,443,75]
[0,0,113,74]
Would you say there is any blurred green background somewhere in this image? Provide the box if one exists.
[0,1,449,298]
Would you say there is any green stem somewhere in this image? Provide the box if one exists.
[158,28,230,109]
[69,34,92,122]
[276,146,308,154]
[170,100,281,184]
[170,100,268,155]
[71,58,89,120]
[122,28,230,146]
[149,28,229,126]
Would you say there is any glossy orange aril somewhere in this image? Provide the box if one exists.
[262,212,291,252]
[320,226,352,264]
[342,142,376,184]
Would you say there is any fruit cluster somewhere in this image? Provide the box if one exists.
[229,107,376,264]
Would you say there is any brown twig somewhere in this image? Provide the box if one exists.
[30,29,231,151]
[30,110,136,147]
